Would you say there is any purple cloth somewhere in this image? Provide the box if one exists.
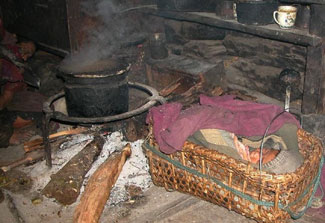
[146,102,182,153]
[147,95,300,154]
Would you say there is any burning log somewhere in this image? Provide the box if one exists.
[42,136,104,205]
[74,144,132,223]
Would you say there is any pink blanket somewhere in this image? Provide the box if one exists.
[146,95,300,154]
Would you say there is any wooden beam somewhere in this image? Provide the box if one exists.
[310,5,325,37]
[317,40,325,113]
[302,43,325,114]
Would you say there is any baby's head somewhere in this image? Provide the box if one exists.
[18,41,36,61]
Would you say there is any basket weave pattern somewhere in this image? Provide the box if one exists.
[144,129,323,222]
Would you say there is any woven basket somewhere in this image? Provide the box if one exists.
[143,128,324,222]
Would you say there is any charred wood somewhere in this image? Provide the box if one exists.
[42,136,104,205]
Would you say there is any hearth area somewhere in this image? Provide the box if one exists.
[0,1,325,223]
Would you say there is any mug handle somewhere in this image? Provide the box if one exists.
[273,11,280,26]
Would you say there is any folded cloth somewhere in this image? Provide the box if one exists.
[189,124,303,174]
[189,129,251,161]
[241,135,288,151]
[146,95,300,154]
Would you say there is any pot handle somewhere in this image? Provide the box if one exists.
[273,11,280,26]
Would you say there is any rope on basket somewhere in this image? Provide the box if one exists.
[144,142,324,219]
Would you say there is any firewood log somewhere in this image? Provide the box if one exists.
[73,144,132,223]
[159,78,181,97]
[42,136,104,205]
[23,127,86,152]
[0,150,44,172]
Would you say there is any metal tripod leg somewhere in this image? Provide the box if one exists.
[42,114,52,167]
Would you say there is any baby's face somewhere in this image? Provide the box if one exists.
[19,42,36,61]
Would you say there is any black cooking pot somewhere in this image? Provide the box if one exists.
[236,0,279,25]
[58,58,130,118]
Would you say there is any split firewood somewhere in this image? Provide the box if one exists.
[173,76,224,107]
[0,150,44,172]
[0,136,71,172]
[74,143,132,223]
[24,127,87,152]
[42,136,104,205]
[210,86,224,96]
[174,81,205,107]
[159,78,181,97]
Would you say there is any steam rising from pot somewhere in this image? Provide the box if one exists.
[60,0,131,73]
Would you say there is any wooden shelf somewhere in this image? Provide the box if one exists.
[140,7,322,47]
[280,0,325,4]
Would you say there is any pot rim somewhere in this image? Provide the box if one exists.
[67,63,131,78]
[58,60,131,79]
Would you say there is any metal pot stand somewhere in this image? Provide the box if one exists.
[42,81,165,167]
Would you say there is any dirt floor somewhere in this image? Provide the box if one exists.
[1,180,324,223]
[0,43,324,223]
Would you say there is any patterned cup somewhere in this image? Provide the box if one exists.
[273,5,297,29]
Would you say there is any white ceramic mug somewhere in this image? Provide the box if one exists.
[273,6,297,29]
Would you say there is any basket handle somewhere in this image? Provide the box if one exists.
[258,110,295,171]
